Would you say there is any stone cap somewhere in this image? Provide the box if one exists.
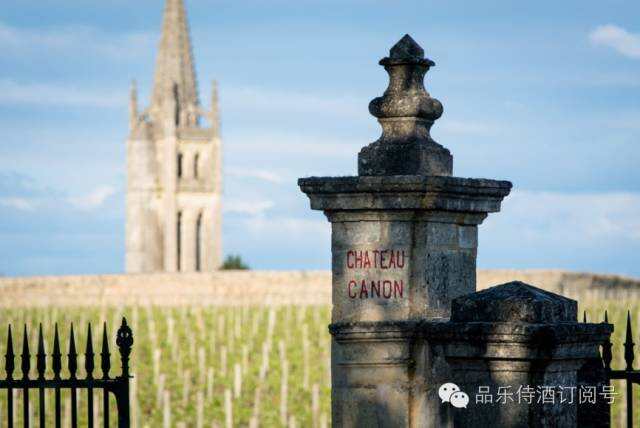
[298,175,512,213]
[451,281,577,324]
[379,34,435,67]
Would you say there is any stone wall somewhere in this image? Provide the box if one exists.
[0,269,636,307]
[478,270,640,301]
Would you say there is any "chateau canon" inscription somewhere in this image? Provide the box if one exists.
[345,249,406,299]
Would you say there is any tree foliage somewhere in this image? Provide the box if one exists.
[220,254,250,270]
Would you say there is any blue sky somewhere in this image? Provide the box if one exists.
[0,0,638,277]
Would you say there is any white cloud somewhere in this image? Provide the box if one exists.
[0,79,124,108]
[0,197,37,211]
[589,25,640,59]
[487,190,640,244]
[227,168,284,183]
[0,21,155,60]
[68,186,117,211]
[224,199,274,216]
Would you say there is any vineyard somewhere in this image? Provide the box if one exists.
[0,300,636,427]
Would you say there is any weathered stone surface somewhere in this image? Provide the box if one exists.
[299,175,512,212]
[426,282,612,428]
[300,174,512,194]
[451,281,578,324]
[358,34,452,176]
[331,216,412,322]
[329,316,613,428]
[300,175,511,324]
[359,142,453,177]
[426,320,611,353]
[329,321,426,427]
[327,209,492,323]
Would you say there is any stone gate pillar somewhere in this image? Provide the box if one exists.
[299,35,511,427]
[428,281,612,428]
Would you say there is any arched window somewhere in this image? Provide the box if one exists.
[194,153,200,179]
[177,211,182,271]
[195,212,203,271]
[172,84,180,126]
[177,153,184,178]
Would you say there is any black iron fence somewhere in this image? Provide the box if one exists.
[590,310,640,428]
[1,318,133,427]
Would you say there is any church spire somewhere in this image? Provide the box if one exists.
[129,80,138,130]
[210,80,220,136]
[150,0,199,126]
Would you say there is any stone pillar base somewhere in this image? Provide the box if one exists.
[330,321,419,427]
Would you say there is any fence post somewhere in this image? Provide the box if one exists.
[299,35,511,427]
[116,317,134,428]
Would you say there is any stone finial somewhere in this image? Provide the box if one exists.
[451,281,578,324]
[358,34,452,177]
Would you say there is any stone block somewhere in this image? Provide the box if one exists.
[425,222,458,248]
[330,322,416,427]
[423,249,475,315]
[359,139,453,176]
[458,226,477,249]
[451,281,577,323]
[425,281,613,428]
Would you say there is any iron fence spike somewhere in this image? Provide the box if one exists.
[100,322,111,379]
[5,324,14,379]
[85,323,95,378]
[624,311,635,370]
[52,323,62,379]
[36,323,46,379]
[21,324,30,380]
[68,323,78,378]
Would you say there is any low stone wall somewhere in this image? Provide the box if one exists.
[0,269,637,307]
[477,270,640,301]
[0,271,331,307]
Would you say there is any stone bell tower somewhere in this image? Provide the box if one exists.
[125,0,222,273]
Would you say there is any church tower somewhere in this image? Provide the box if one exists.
[126,0,222,273]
